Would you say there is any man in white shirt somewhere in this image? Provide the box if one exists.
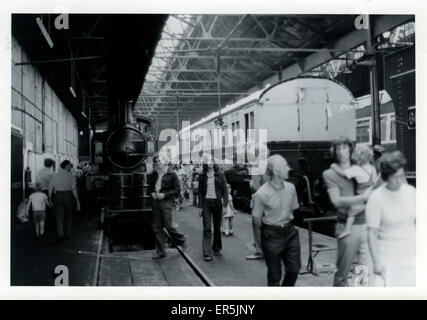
[36,158,55,194]
[252,155,301,286]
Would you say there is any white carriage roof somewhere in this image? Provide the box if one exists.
[140,15,413,134]
[180,76,356,133]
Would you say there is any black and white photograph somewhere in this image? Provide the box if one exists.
[1,0,426,300]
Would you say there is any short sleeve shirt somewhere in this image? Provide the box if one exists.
[49,169,76,192]
[366,183,416,244]
[323,167,366,224]
[344,165,371,182]
[252,181,299,226]
[36,168,54,191]
[29,192,48,211]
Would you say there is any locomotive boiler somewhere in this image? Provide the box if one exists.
[99,101,155,250]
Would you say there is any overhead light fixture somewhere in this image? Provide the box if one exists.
[36,17,54,49]
[69,86,76,98]
[81,111,87,119]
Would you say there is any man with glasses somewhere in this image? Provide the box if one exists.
[252,154,301,286]
[148,156,186,259]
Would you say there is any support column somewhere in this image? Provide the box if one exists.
[366,15,381,145]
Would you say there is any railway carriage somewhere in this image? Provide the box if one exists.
[177,77,357,226]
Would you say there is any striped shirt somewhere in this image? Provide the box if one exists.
[206,175,217,199]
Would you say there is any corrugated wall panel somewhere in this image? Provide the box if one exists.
[34,71,42,108]
[11,89,20,108]
[22,64,35,105]
[35,122,42,153]
[12,109,22,129]
[45,118,53,154]
[11,36,80,178]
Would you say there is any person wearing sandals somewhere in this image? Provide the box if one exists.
[198,155,228,261]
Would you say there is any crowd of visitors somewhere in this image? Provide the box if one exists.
[21,134,416,287]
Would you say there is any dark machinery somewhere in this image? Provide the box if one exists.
[99,15,167,251]
[225,141,337,236]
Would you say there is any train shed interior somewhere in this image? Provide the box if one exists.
[9,13,416,287]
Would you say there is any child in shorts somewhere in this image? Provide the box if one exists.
[332,144,378,238]
[26,183,49,241]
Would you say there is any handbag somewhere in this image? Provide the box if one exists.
[16,199,30,223]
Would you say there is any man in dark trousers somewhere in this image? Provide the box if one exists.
[252,154,301,286]
[49,160,81,244]
[148,156,186,259]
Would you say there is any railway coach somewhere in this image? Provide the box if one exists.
[177,76,358,223]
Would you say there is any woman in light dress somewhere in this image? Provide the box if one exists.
[366,151,416,286]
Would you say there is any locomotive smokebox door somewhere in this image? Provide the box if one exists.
[105,125,147,170]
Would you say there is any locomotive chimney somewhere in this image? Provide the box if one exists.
[117,100,135,126]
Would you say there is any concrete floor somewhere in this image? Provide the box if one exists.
[11,201,355,287]
[173,201,340,287]
[11,215,102,286]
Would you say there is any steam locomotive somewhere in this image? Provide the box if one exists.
[91,15,167,250]
[90,101,156,250]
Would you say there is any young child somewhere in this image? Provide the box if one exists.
[222,184,237,236]
[332,144,378,238]
[192,173,199,207]
[26,183,49,242]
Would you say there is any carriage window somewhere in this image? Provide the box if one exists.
[250,111,255,130]
[380,115,387,142]
[232,121,240,146]
[356,119,371,144]
[245,112,255,141]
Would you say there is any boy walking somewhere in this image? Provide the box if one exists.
[26,183,49,242]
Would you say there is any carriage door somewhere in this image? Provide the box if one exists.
[244,110,255,141]
[299,87,328,141]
